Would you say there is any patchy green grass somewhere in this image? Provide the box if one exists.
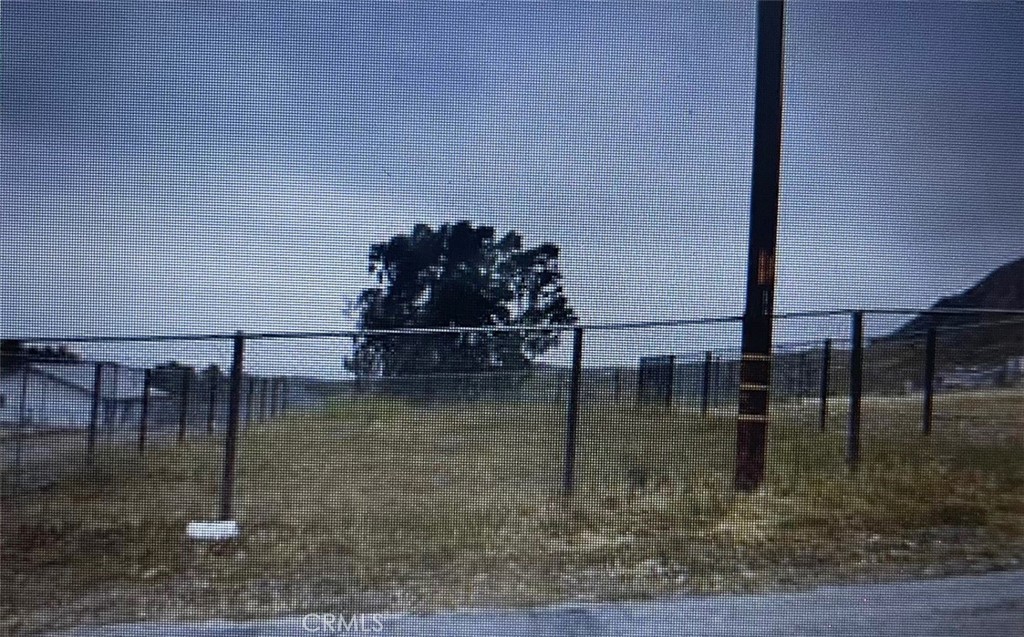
[2,390,1023,635]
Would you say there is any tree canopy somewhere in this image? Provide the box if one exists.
[347,221,576,378]
[0,339,80,375]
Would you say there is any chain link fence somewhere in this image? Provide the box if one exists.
[2,308,1022,507]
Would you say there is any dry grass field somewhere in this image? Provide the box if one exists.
[2,389,1022,635]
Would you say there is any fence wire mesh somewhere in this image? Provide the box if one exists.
[3,309,1021,497]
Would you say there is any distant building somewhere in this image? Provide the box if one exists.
[936,357,1024,391]
[0,363,167,429]
[901,354,1024,393]
[937,368,994,391]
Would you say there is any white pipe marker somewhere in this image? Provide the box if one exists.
[186,520,240,541]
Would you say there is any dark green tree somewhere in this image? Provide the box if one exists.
[0,339,80,375]
[347,221,576,378]
[152,361,196,394]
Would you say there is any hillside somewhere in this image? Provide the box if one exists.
[880,256,1024,371]
[891,256,1024,335]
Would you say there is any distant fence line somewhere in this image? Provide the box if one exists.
[638,315,1024,406]
[0,360,292,441]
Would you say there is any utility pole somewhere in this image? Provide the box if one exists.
[735,1,786,491]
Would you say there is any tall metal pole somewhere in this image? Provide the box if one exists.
[219,331,246,521]
[734,1,786,491]
[562,328,585,496]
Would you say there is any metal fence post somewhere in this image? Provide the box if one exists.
[206,374,218,435]
[259,377,269,422]
[562,327,585,496]
[268,378,276,417]
[270,377,277,417]
[712,355,722,407]
[272,378,280,416]
[138,368,152,454]
[245,376,255,429]
[800,350,809,398]
[19,365,29,426]
[635,363,645,406]
[88,363,103,456]
[219,331,246,521]
[922,327,937,435]
[818,338,831,432]
[15,366,30,478]
[177,368,191,445]
[267,377,274,419]
[266,378,274,418]
[847,312,864,467]
[701,350,713,417]
[665,355,676,409]
[105,364,119,427]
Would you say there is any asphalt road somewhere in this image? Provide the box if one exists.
[61,570,1024,637]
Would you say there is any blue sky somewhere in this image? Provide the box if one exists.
[2,2,1022,371]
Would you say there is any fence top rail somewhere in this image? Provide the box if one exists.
[3,313,779,344]
[8,307,1023,345]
